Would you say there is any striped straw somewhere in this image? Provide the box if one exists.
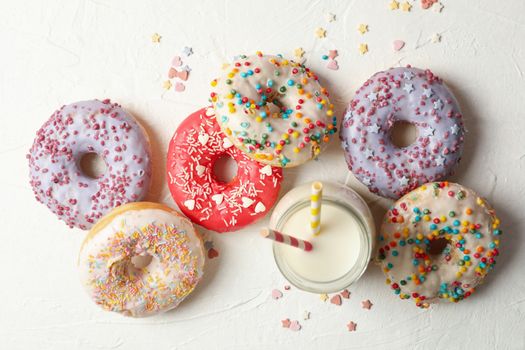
[310,181,323,236]
[260,228,313,252]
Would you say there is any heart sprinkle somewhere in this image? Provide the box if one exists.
[271,289,283,300]
[330,294,342,306]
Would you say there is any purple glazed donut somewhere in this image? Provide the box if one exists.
[340,66,465,199]
[27,99,152,229]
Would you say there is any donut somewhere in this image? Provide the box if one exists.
[78,202,205,317]
[377,182,502,308]
[27,99,151,229]
[167,107,283,233]
[210,52,337,167]
[340,66,465,199]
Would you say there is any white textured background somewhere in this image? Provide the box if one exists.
[1,0,525,349]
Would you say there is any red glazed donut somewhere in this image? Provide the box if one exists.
[167,107,283,233]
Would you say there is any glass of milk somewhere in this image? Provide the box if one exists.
[269,182,376,293]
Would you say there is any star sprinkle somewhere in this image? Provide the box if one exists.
[402,1,412,11]
[340,289,351,299]
[182,46,193,56]
[364,148,374,159]
[423,88,434,98]
[403,71,415,80]
[347,321,357,332]
[315,27,327,38]
[362,177,372,186]
[358,24,369,35]
[361,299,373,310]
[431,33,442,43]
[359,43,368,55]
[303,311,311,320]
[422,127,435,137]
[399,176,409,187]
[433,2,444,12]
[281,319,291,328]
[328,50,338,59]
[320,293,329,302]
[433,99,444,110]
[403,83,415,94]
[369,123,381,133]
[389,0,400,10]
[325,12,336,22]
[450,124,461,135]
[436,156,446,166]
[294,47,305,59]
[162,80,172,90]
[151,33,161,43]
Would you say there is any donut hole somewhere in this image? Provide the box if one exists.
[79,152,106,179]
[131,254,153,269]
[212,154,238,184]
[428,237,449,256]
[390,121,418,148]
[267,99,284,117]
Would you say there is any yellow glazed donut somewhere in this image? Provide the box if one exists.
[78,202,205,317]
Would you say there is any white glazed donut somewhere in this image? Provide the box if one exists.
[378,182,502,308]
[210,52,337,167]
[27,99,151,229]
[78,202,205,317]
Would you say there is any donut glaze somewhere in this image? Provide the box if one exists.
[340,66,465,199]
[167,107,283,232]
[378,182,502,308]
[210,53,337,167]
[78,202,204,317]
[27,99,151,229]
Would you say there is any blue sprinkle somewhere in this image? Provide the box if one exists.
[221,116,228,123]
[453,220,460,226]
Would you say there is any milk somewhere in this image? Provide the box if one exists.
[275,202,364,282]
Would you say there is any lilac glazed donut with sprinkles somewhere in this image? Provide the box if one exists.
[27,99,151,229]
[340,66,465,199]
[378,182,502,308]
[210,52,337,167]
[78,202,205,317]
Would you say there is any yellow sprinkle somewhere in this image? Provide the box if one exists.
[294,47,305,59]
[151,33,161,43]
[389,0,400,10]
[162,80,172,90]
[359,43,369,55]
[358,24,369,35]
[315,27,327,38]
[320,293,329,302]
[401,1,412,11]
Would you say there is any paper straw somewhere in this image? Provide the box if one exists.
[310,181,323,236]
[260,228,313,252]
